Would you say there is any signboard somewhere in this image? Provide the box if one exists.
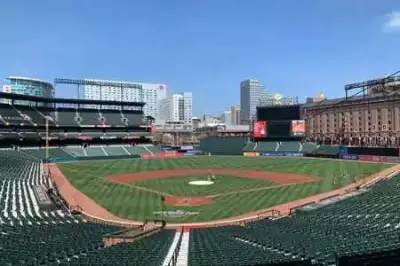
[142,152,182,159]
[358,155,386,162]
[384,156,400,163]
[340,154,359,160]
[291,120,305,136]
[260,152,304,157]
[243,152,260,157]
[183,151,200,156]
[253,121,267,138]
[181,145,194,150]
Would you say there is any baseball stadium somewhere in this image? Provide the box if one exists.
[1,74,400,266]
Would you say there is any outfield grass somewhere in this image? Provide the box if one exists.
[57,156,391,223]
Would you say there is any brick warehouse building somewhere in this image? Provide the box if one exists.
[301,73,400,147]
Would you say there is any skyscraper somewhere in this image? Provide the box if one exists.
[221,111,232,125]
[230,105,241,125]
[159,92,193,124]
[240,79,269,124]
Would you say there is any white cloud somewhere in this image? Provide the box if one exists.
[383,11,400,33]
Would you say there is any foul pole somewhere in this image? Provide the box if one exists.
[46,118,49,163]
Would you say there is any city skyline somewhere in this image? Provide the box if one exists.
[1,1,400,116]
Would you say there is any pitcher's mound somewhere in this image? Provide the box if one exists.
[164,196,213,206]
[188,180,214,186]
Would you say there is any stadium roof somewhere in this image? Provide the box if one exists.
[0,92,145,107]
[7,76,54,88]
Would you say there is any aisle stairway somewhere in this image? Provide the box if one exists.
[162,230,182,266]
[176,231,190,266]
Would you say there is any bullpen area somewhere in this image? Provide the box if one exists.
[54,156,390,224]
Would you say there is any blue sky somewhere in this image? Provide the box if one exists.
[1,0,400,116]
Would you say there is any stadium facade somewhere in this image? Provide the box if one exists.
[302,74,400,146]
[82,78,167,120]
[3,76,54,105]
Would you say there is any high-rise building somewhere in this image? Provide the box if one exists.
[221,111,232,125]
[240,78,270,124]
[159,92,193,124]
[82,79,167,120]
[230,105,241,125]
[3,76,55,105]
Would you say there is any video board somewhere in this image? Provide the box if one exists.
[291,120,305,137]
[253,121,267,138]
[252,120,305,138]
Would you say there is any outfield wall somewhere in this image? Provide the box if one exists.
[242,151,399,163]
[243,152,305,157]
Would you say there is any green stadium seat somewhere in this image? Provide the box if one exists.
[254,141,278,152]
[277,141,301,152]
[200,137,248,155]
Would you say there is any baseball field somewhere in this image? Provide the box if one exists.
[56,156,390,223]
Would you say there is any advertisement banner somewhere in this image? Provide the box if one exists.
[285,152,305,157]
[291,120,305,137]
[142,152,182,159]
[260,152,305,157]
[340,154,359,161]
[243,152,260,157]
[180,145,194,150]
[383,156,400,163]
[183,151,200,156]
[260,152,283,156]
[358,155,386,162]
[253,121,267,138]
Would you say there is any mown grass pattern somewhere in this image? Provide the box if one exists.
[57,156,390,223]
[135,175,276,196]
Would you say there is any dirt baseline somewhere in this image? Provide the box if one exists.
[106,169,317,185]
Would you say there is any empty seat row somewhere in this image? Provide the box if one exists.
[0,104,144,126]
[190,175,400,265]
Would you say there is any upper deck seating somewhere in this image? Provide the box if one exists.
[54,108,79,126]
[0,104,27,125]
[14,106,48,126]
[102,110,127,126]
[79,110,101,126]
[123,111,143,126]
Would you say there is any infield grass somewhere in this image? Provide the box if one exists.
[57,156,390,223]
[135,175,276,196]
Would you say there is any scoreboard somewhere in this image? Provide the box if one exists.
[256,105,300,121]
[253,105,304,138]
[253,120,305,138]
